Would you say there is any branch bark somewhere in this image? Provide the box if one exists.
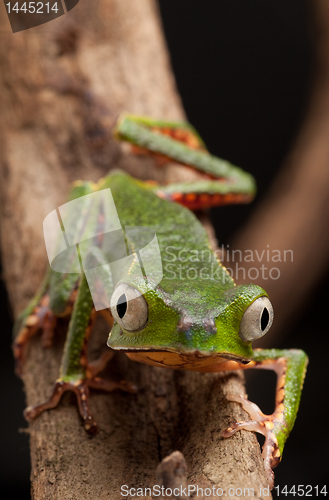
[0,1,270,498]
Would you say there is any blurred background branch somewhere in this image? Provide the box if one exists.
[231,0,329,342]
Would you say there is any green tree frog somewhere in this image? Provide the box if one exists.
[13,114,308,489]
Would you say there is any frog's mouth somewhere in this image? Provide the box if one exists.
[109,345,251,370]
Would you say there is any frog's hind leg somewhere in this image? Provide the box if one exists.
[115,114,256,210]
[13,279,78,375]
[24,274,136,434]
[115,114,206,161]
[13,293,58,375]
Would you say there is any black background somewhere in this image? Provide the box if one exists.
[1,1,328,497]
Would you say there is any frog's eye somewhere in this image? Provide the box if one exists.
[110,283,148,332]
[239,296,274,342]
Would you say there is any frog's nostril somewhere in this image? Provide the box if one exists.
[203,318,217,335]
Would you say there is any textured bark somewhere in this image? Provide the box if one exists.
[0,1,270,499]
[232,0,329,342]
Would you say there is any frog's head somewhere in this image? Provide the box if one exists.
[107,276,273,366]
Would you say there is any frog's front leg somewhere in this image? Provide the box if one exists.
[221,349,308,489]
[24,274,137,434]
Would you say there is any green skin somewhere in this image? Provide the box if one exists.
[14,115,308,488]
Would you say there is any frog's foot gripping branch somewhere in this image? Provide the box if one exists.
[24,360,137,435]
[20,274,137,434]
[221,349,308,490]
[222,394,279,489]
[19,310,137,434]
[24,379,136,435]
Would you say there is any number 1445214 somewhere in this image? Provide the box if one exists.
[5,2,59,14]
[274,485,327,497]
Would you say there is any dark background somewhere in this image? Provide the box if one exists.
[1,0,327,497]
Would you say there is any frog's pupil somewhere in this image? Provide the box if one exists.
[117,294,127,319]
[261,308,269,331]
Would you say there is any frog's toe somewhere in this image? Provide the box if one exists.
[24,380,74,424]
[24,375,137,434]
[87,377,138,394]
[222,394,280,490]
[24,379,99,434]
